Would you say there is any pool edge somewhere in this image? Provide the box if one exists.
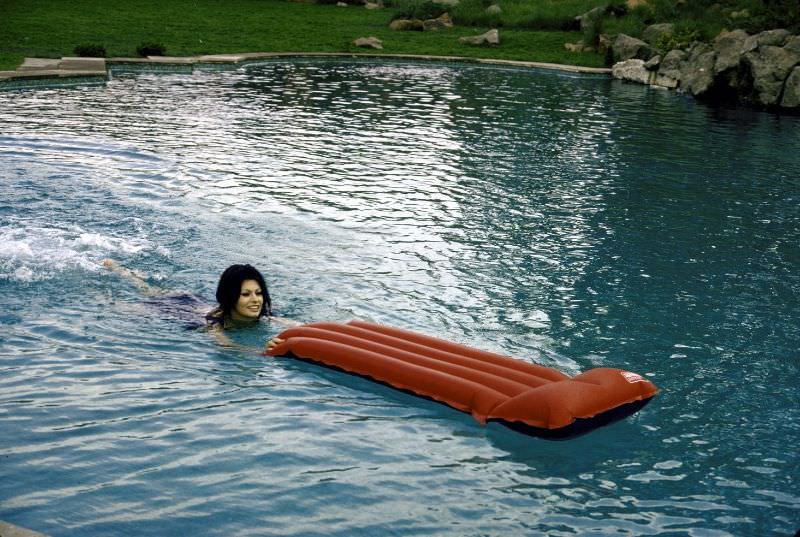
[0,52,611,90]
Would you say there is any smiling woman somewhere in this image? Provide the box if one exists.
[206,263,272,328]
[102,259,295,348]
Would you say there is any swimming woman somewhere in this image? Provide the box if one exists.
[102,259,296,350]
[205,264,272,328]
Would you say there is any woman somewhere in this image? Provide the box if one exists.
[102,259,294,350]
[205,264,272,329]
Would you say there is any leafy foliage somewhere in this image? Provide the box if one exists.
[654,26,701,51]
[73,43,107,57]
[136,42,167,57]
[390,0,447,21]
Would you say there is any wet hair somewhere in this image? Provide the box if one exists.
[215,264,272,318]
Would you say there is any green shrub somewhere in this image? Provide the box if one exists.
[654,26,700,50]
[391,0,447,21]
[600,11,647,37]
[743,0,800,33]
[582,17,602,46]
[447,0,607,31]
[73,43,107,57]
[605,0,628,17]
[136,42,167,57]
[450,2,502,27]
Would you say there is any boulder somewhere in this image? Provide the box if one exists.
[642,23,675,45]
[742,29,791,53]
[653,49,686,88]
[644,55,661,70]
[612,59,654,84]
[742,44,800,105]
[785,35,800,55]
[389,18,423,31]
[575,6,605,31]
[713,29,749,74]
[780,66,800,108]
[459,29,499,46]
[432,0,459,6]
[423,12,453,30]
[353,36,383,49]
[486,4,502,15]
[565,41,595,52]
[756,28,791,46]
[612,34,657,62]
[365,1,382,8]
[680,43,718,96]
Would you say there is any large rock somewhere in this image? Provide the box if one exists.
[781,66,800,108]
[742,29,791,53]
[784,35,800,55]
[565,42,595,53]
[486,4,502,15]
[680,43,718,96]
[653,49,686,88]
[642,23,674,45]
[353,36,383,49]
[644,55,661,70]
[459,29,499,46]
[713,29,749,74]
[613,34,657,62]
[612,58,653,84]
[389,18,423,31]
[742,45,800,105]
[423,12,453,30]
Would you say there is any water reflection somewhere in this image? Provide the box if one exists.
[1,58,799,537]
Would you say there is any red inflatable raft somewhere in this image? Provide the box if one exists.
[267,320,658,439]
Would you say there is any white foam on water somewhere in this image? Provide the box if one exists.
[0,223,156,282]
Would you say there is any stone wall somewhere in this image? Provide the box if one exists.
[610,27,800,111]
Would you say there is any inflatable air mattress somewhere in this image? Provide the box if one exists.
[267,320,658,439]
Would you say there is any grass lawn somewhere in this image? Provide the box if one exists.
[0,0,606,71]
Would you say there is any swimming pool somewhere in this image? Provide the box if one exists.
[1,58,798,536]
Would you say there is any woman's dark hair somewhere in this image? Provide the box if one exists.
[215,264,272,318]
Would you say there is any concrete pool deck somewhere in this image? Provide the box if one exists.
[0,520,47,537]
[0,52,611,89]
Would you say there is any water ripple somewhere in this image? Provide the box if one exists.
[1,58,799,537]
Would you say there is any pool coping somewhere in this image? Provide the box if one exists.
[0,52,611,89]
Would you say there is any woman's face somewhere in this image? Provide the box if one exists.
[231,279,264,322]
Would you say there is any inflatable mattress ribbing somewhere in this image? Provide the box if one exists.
[267,320,658,439]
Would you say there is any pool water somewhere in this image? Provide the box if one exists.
[1,59,798,536]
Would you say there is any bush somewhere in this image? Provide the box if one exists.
[606,0,628,18]
[136,42,167,57]
[654,25,700,51]
[391,0,447,21]
[744,0,800,34]
[73,43,107,57]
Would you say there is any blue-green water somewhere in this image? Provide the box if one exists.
[1,59,798,536]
